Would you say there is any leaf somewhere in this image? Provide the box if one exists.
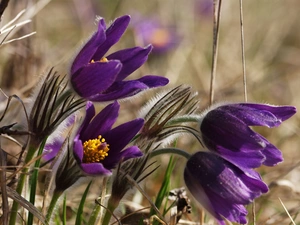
[6,186,48,225]
[75,180,93,225]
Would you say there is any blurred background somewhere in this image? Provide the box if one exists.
[1,0,300,224]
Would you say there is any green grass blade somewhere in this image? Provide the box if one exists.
[75,180,93,225]
[62,194,67,225]
[27,137,48,225]
[150,155,176,217]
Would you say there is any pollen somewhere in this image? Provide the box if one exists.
[90,57,109,64]
[100,57,108,62]
[82,135,110,163]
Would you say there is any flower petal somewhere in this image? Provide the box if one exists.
[71,18,106,74]
[89,76,169,102]
[73,137,84,162]
[220,104,282,127]
[137,75,169,88]
[71,60,122,98]
[204,190,248,225]
[259,135,283,166]
[239,103,296,122]
[103,146,142,169]
[210,145,265,170]
[105,118,144,153]
[80,162,112,176]
[201,108,266,152]
[239,169,269,194]
[43,138,63,161]
[186,152,259,204]
[78,101,96,135]
[93,15,131,61]
[102,118,143,168]
[220,103,296,127]
[119,146,143,161]
[81,101,120,141]
[200,109,267,168]
[107,45,153,81]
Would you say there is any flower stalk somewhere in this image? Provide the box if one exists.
[9,144,37,225]
[87,177,108,225]
[150,147,191,160]
[28,137,48,225]
[45,190,63,223]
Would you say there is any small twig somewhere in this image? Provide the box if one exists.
[95,198,122,225]
[279,198,296,225]
[97,177,108,225]
[2,31,36,45]
[199,208,204,225]
[239,0,247,102]
[209,0,222,105]
[125,174,168,225]
[112,206,151,225]
[252,200,256,225]
[0,140,9,225]
[1,9,26,31]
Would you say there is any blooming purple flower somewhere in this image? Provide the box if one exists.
[70,15,169,102]
[199,103,296,170]
[184,151,268,225]
[73,101,144,175]
[132,16,180,54]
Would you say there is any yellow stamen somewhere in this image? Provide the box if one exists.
[100,57,108,62]
[90,57,108,64]
[82,135,110,163]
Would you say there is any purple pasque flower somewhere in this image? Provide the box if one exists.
[132,16,180,54]
[73,101,143,176]
[199,103,296,170]
[184,151,268,225]
[70,15,169,102]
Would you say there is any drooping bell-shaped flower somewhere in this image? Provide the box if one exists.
[73,101,144,175]
[70,15,168,102]
[184,151,268,225]
[199,103,296,170]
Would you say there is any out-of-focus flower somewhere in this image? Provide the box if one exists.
[132,16,180,54]
[70,15,168,102]
[194,0,213,18]
[198,103,296,170]
[184,151,268,225]
[73,101,143,176]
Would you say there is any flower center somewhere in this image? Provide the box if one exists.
[150,29,171,47]
[90,57,109,63]
[82,135,110,163]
